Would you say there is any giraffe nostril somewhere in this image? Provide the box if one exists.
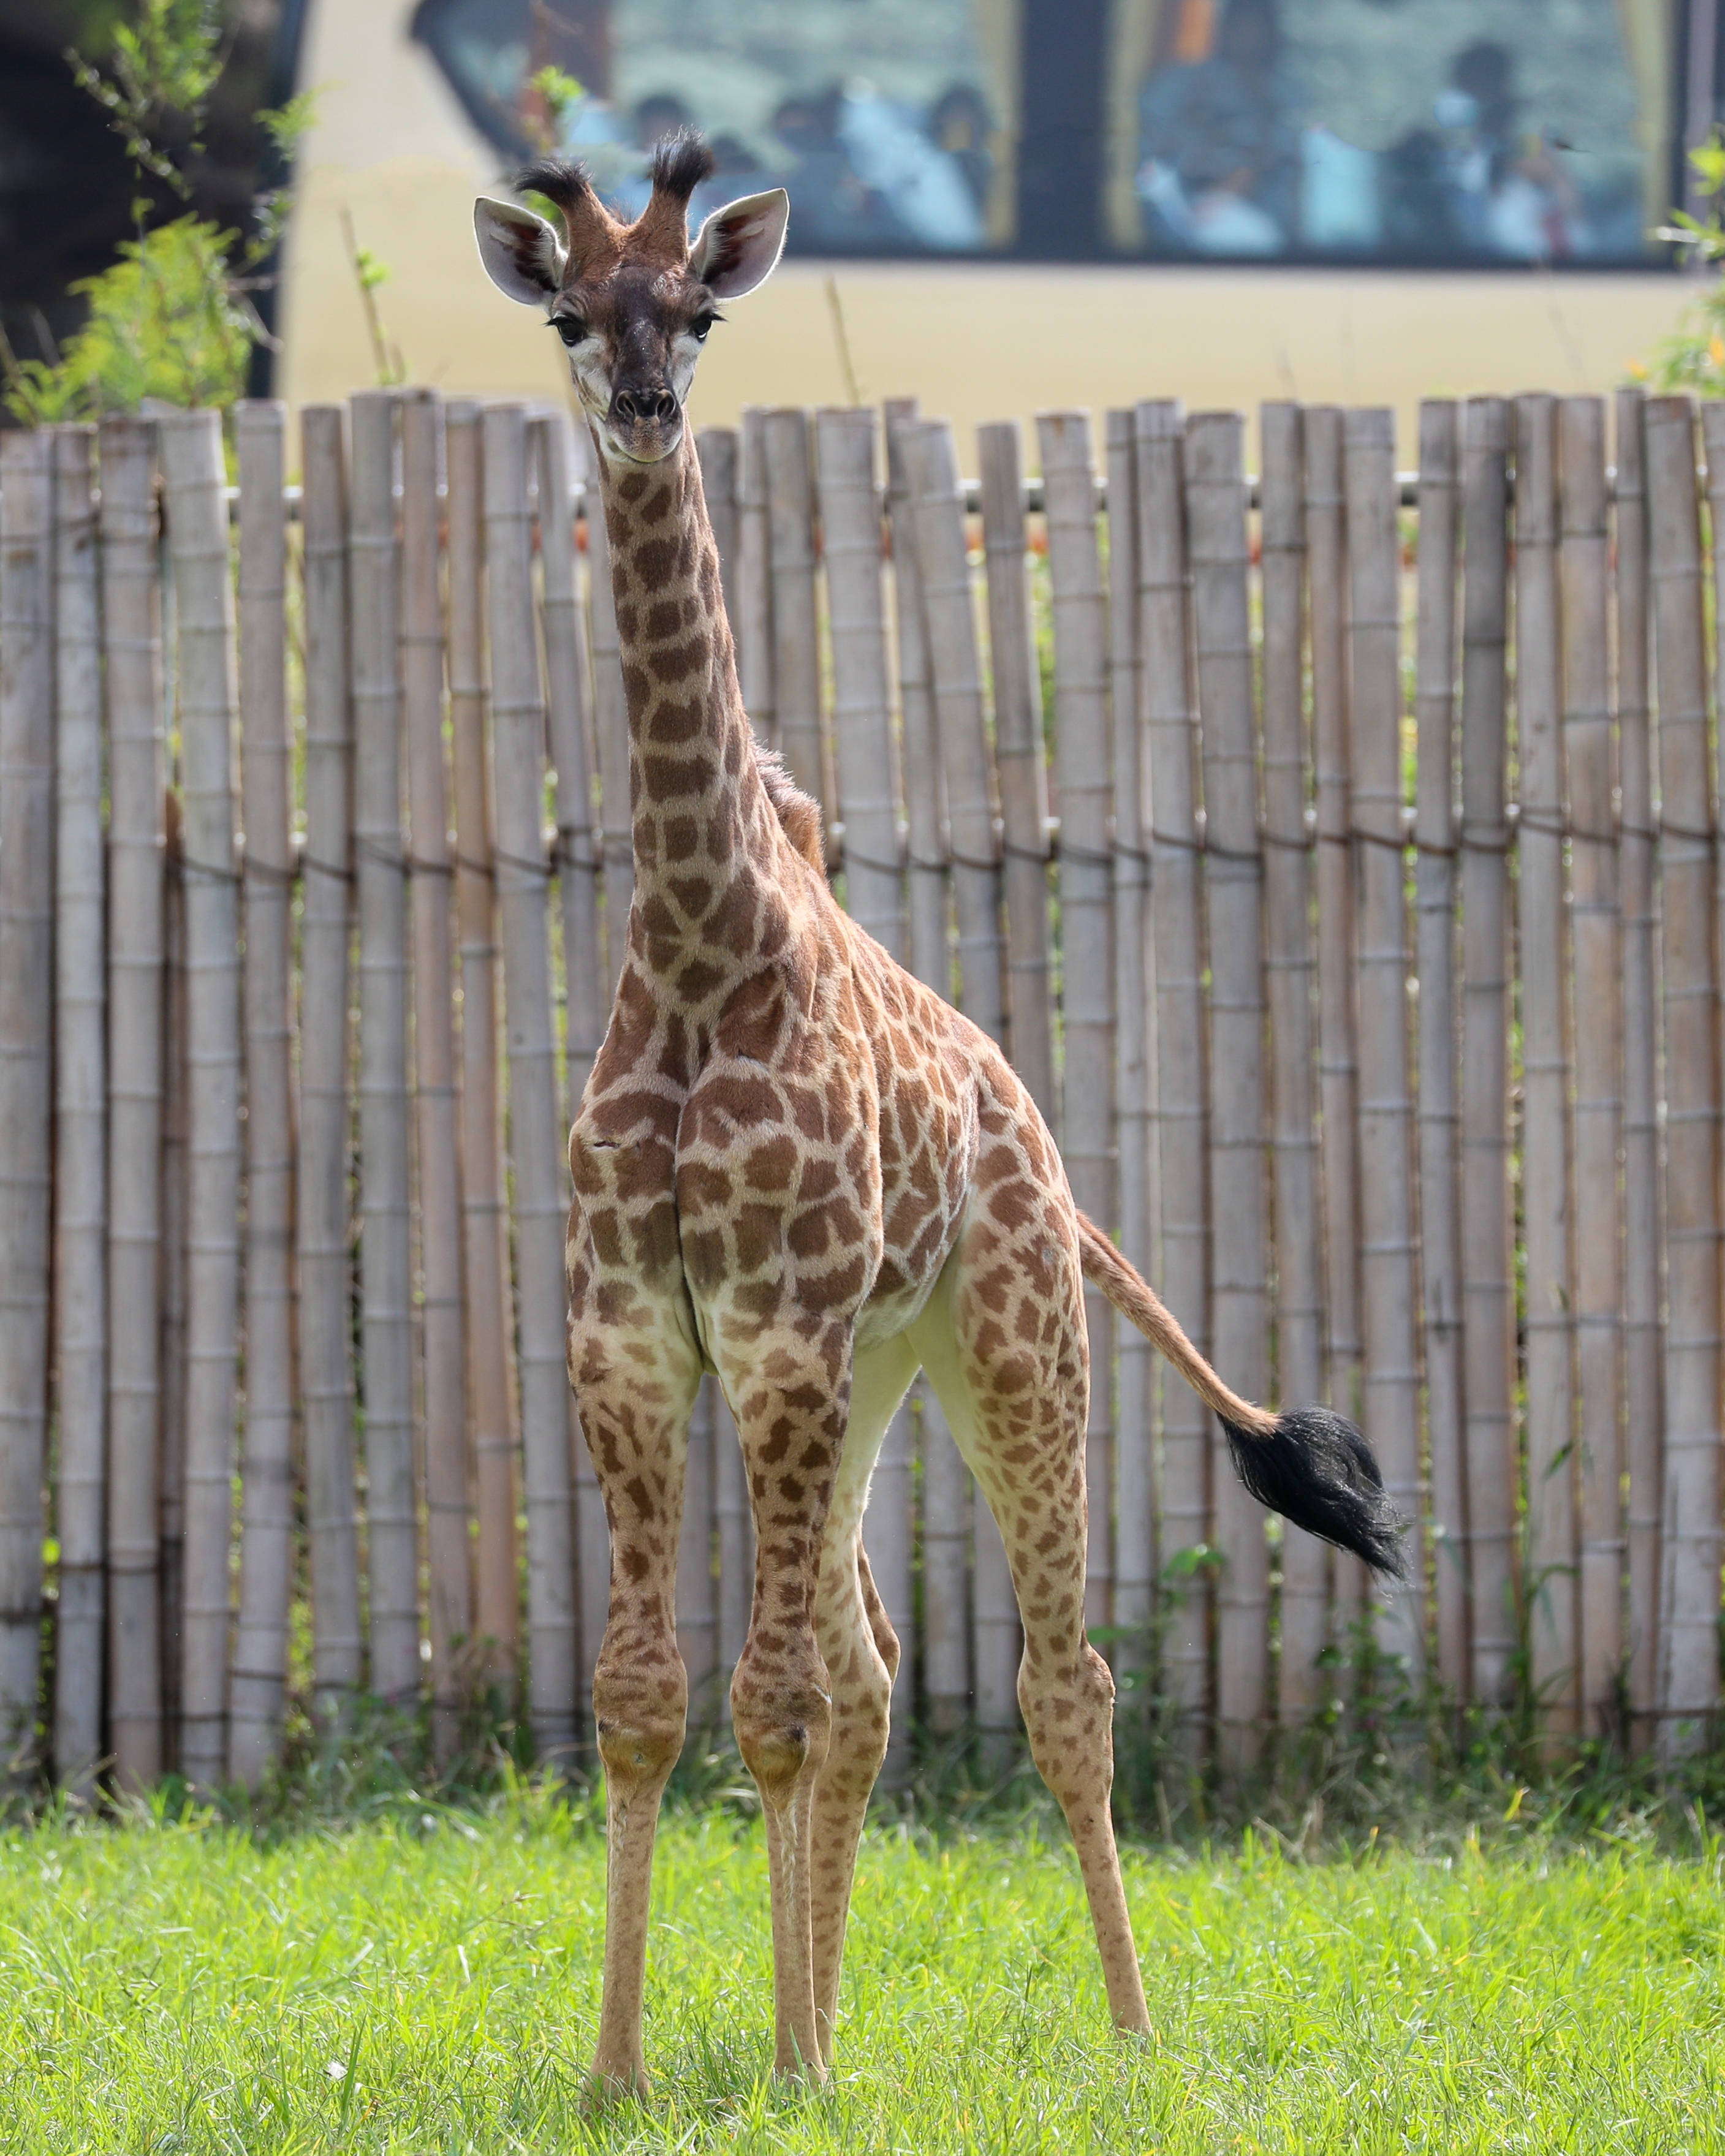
[613,388,677,428]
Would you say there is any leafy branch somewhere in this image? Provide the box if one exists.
[1636,133,1725,395]
[4,1,319,422]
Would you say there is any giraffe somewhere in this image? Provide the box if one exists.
[474,135,1403,2093]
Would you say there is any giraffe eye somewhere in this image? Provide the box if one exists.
[553,316,587,347]
[690,314,715,342]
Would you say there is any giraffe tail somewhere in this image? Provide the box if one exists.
[1075,1213,1405,1579]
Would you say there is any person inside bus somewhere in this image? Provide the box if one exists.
[1136,0,1298,255]
[1386,40,1587,260]
[840,81,987,250]
[929,83,994,223]
[772,87,908,246]
[606,93,696,219]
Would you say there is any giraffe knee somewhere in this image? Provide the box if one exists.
[593,1632,688,1791]
[1019,1643,1116,1801]
[732,1639,832,1807]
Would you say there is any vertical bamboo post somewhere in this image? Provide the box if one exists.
[158,801,189,1763]
[1343,407,1424,1681]
[884,398,968,1735]
[1561,395,1622,1736]
[697,426,741,634]
[48,427,105,1793]
[446,404,521,1685]
[536,414,604,1115]
[1613,387,1662,1742]
[401,389,472,1760]
[1107,409,1155,1694]
[101,414,165,1789]
[1412,400,1468,1706]
[349,390,420,1711]
[1259,403,1329,1723]
[906,415,1018,1758]
[738,407,776,747]
[1458,398,1517,1706]
[229,402,298,1788]
[817,407,903,953]
[978,421,1055,1116]
[159,409,242,1789]
[1186,410,1269,1765]
[815,405,914,1777]
[0,431,53,1771]
[582,426,633,986]
[1644,395,1721,1757]
[0,430,59,1774]
[764,409,828,819]
[484,404,580,1767]
[1515,394,1579,1740]
[1304,406,1367,1652]
[1041,411,1117,1642]
[1135,401,1211,1761]
[905,420,1007,1045]
[297,407,363,1723]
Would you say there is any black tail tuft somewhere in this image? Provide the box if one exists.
[1221,1404,1406,1579]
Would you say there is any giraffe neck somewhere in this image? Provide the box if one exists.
[595,428,788,988]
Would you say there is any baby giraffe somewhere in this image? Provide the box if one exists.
[475,135,1402,2093]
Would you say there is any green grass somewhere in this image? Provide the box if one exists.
[2,1795,1722,2152]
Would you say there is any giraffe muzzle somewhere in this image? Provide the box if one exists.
[604,387,684,464]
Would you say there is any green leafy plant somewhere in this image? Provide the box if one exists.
[338,207,405,388]
[1,0,314,423]
[1,217,256,423]
[528,63,586,150]
[1636,132,1725,394]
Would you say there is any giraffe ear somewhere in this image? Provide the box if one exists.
[689,188,789,299]
[474,196,567,304]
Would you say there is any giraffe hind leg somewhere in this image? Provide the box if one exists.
[911,1215,1153,2037]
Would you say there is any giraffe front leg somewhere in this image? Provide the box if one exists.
[806,1336,918,2063]
[571,1306,702,2097]
[722,1325,854,2082]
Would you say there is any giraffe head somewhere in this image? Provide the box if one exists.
[475,133,788,467]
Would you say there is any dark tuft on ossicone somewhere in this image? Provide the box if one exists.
[514,156,597,222]
[650,129,715,203]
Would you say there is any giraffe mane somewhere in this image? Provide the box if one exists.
[754,747,825,870]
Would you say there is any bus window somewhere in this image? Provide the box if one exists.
[1105,0,1675,265]
[412,0,1023,254]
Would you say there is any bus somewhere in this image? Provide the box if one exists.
[276,0,1713,453]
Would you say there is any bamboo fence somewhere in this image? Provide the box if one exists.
[1,386,1723,1794]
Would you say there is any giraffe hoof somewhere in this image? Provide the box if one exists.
[772,2057,829,2090]
[585,2057,652,2106]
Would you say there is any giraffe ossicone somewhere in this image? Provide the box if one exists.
[474,134,1403,2095]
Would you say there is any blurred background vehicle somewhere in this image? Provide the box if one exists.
[3,0,1719,446]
